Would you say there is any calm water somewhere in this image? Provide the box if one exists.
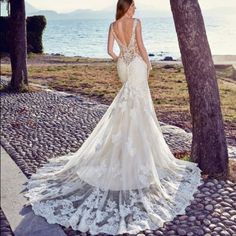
[42,16,236,60]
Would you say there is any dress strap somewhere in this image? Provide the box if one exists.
[130,18,138,41]
[111,23,123,46]
[132,18,138,34]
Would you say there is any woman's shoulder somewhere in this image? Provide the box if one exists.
[134,18,141,24]
[110,21,115,27]
[110,18,141,28]
[111,17,140,23]
[110,19,119,28]
[129,18,141,28]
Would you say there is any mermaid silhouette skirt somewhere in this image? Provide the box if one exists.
[24,52,203,235]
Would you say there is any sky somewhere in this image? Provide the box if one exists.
[26,0,236,13]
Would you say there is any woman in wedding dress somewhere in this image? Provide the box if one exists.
[24,0,203,235]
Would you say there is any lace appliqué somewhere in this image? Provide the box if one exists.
[25,156,203,235]
[111,19,140,66]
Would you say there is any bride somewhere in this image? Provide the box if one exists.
[24,0,203,235]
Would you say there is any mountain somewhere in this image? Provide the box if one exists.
[2,1,233,20]
[0,2,38,16]
[23,1,170,20]
[28,6,235,20]
[25,2,38,14]
[28,9,171,20]
[27,9,112,20]
[28,10,62,19]
[63,9,114,19]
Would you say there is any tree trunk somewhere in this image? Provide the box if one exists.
[9,0,28,91]
[170,0,228,178]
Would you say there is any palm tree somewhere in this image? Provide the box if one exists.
[170,0,228,178]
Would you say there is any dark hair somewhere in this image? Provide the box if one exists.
[116,0,133,21]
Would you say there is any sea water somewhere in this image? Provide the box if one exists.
[42,16,236,60]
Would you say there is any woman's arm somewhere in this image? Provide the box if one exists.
[136,19,152,71]
[107,23,118,61]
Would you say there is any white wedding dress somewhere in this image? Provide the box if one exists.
[24,18,203,235]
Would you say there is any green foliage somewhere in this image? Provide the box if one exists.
[27,15,47,32]
[0,17,10,52]
[27,15,47,53]
[0,15,47,54]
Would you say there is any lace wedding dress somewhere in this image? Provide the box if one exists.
[24,18,203,235]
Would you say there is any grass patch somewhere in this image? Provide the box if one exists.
[1,62,235,123]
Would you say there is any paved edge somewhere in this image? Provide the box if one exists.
[1,145,66,236]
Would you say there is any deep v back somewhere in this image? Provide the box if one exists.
[112,19,136,48]
[111,18,140,65]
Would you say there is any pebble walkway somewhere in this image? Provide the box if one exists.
[0,208,13,236]
[0,86,235,236]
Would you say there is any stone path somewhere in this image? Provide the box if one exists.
[0,208,13,236]
[1,146,66,236]
[0,83,236,236]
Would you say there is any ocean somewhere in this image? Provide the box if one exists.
[42,16,236,60]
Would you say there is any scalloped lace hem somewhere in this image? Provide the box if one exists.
[24,155,204,235]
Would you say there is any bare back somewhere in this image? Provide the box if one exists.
[110,18,142,65]
[108,17,151,70]
[112,18,136,48]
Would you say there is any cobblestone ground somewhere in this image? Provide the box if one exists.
[0,88,236,236]
[0,208,13,236]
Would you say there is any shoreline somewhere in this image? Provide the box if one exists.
[1,53,236,66]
